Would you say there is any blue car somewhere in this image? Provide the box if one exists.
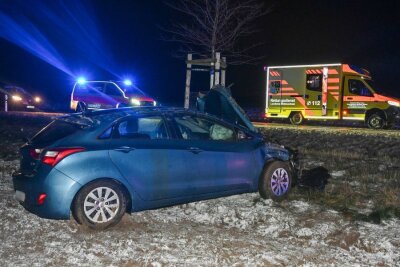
[13,87,297,229]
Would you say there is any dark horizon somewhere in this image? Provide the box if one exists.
[1,0,399,110]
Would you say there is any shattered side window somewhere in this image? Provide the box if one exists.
[173,115,234,141]
[116,116,168,140]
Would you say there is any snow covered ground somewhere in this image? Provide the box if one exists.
[1,159,399,266]
[0,113,399,266]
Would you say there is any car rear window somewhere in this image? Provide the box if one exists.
[31,120,82,146]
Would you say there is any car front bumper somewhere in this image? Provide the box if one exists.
[12,168,82,220]
[385,106,400,124]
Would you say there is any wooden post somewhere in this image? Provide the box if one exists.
[184,54,192,109]
[214,52,221,85]
[221,57,226,86]
[4,94,8,112]
[210,65,215,89]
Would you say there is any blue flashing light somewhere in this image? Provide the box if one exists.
[123,79,132,86]
[77,77,86,84]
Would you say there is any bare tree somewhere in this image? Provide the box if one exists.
[163,0,270,64]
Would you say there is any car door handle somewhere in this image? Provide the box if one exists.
[347,97,353,100]
[187,147,203,154]
[114,146,136,153]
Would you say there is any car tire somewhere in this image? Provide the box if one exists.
[72,180,127,230]
[367,113,385,129]
[259,161,292,202]
[76,102,87,112]
[289,112,303,125]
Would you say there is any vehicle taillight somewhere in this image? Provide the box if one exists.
[29,148,43,160]
[41,147,85,167]
[37,193,47,205]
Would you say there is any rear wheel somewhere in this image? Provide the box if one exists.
[72,180,127,230]
[367,113,385,129]
[289,112,303,125]
[259,161,292,201]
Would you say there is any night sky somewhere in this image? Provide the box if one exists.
[0,0,399,111]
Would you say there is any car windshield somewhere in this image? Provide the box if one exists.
[31,120,83,146]
[364,79,379,93]
[115,82,145,96]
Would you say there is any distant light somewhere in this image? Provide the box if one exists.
[130,98,141,106]
[124,79,132,86]
[12,95,22,101]
[153,101,157,106]
[34,96,41,103]
[77,77,86,84]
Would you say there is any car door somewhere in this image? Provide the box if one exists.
[104,83,127,108]
[108,114,179,201]
[305,72,323,115]
[343,77,374,119]
[166,112,260,197]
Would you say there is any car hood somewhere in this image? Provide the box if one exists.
[374,93,400,104]
[196,85,257,132]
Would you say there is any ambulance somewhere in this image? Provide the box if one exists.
[264,63,400,129]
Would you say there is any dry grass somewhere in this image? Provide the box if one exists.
[260,126,400,223]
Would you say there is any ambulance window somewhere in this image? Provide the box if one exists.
[348,80,373,97]
[306,74,322,91]
[270,81,281,94]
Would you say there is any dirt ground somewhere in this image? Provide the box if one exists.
[0,112,399,266]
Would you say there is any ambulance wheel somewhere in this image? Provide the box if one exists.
[289,112,303,125]
[367,113,385,129]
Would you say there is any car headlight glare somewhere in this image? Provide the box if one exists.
[153,101,157,106]
[12,95,22,101]
[388,100,400,107]
[130,98,141,106]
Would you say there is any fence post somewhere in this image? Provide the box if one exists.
[184,54,192,108]
[4,94,8,112]
[215,52,221,85]
[221,57,226,86]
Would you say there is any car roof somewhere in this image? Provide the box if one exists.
[61,107,254,133]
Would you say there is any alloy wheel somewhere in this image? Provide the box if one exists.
[270,168,290,196]
[83,187,120,223]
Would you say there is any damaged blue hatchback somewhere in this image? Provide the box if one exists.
[13,87,298,229]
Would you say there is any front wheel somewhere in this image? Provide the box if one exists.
[259,161,293,201]
[72,180,127,230]
[289,112,303,125]
[367,113,386,129]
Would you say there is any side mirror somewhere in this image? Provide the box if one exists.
[237,130,247,140]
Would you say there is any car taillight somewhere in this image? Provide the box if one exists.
[41,147,85,167]
[37,193,47,205]
[29,148,43,160]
